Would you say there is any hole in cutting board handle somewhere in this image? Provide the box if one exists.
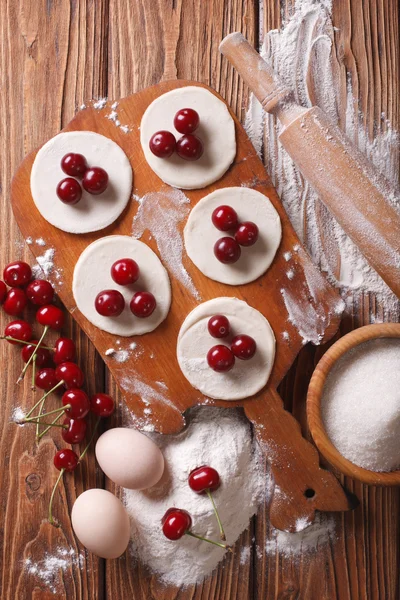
[304,488,316,499]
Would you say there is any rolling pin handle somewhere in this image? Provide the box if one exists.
[219,33,293,114]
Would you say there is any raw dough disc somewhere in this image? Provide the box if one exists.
[73,235,171,336]
[177,297,275,400]
[30,131,133,234]
[184,187,282,285]
[140,86,236,189]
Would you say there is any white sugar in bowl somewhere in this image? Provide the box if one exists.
[95,427,165,490]
[71,489,130,558]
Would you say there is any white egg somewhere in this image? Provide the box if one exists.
[95,427,165,490]
[71,489,130,559]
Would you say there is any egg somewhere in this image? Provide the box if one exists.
[95,427,165,490]
[71,489,130,559]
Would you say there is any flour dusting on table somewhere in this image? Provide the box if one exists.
[246,0,399,316]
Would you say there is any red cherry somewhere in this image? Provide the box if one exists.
[56,362,84,389]
[162,508,192,540]
[208,315,230,339]
[36,305,64,330]
[62,417,87,444]
[54,448,79,472]
[188,465,220,493]
[90,393,115,418]
[211,206,239,232]
[111,258,140,286]
[22,340,51,367]
[214,237,241,264]
[149,131,176,158]
[56,177,82,205]
[54,337,76,365]
[0,281,7,303]
[231,334,257,360]
[61,153,88,177]
[35,368,59,391]
[207,345,235,372]
[95,289,125,317]
[3,288,27,316]
[235,221,259,247]
[174,108,200,134]
[176,134,203,161]
[130,291,156,318]
[62,389,90,419]
[26,279,55,306]
[3,261,32,287]
[83,167,109,195]
[4,320,32,344]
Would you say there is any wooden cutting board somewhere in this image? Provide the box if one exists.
[11,80,353,532]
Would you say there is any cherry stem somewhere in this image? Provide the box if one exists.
[31,355,37,392]
[206,489,226,541]
[35,389,45,441]
[25,404,69,422]
[79,417,100,462]
[17,326,49,382]
[25,380,64,419]
[38,411,66,440]
[26,419,68,429]
[185,531,232,551]
[48,468,64,527]
[0,336,53,349]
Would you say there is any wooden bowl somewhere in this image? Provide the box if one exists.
[307,323,400,486]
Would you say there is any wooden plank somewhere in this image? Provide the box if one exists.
[105,1,259,598]
[0,1,107,598]
[255,1,400,599]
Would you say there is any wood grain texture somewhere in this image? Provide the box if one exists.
[0,1,399,599]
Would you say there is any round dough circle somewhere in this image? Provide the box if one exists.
[140,86,236,189]
[184,187,282,285]
[177,297,275,400]
[30,131,133,234]
[73,235,171,336]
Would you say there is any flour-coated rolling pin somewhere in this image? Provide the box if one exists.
[220,33,400,298]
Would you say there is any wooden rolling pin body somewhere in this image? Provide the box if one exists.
[220,33,400,298]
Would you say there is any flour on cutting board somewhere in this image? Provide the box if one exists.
[132,189,201,301]
[31,246,64,287]
[246,0,399,317]
[92,98,131,133]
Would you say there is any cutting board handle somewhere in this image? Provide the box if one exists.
[244,388,355,532]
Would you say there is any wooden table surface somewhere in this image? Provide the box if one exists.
[0,1,399,599]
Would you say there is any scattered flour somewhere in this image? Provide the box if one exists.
[36,238,46,246]
[93,98,107,110]
[24,546,84,595]
[245,0,399,316]
[124,407,265,586]
[132,189,201,300]
[104,341,142,363]
[321,338,400,471]
[265,513,336,557]
[32,247,63,286]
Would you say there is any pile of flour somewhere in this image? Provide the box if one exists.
[246,0,400,316]
[124,407,265,585]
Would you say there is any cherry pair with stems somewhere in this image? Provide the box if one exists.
[162,466,232,552]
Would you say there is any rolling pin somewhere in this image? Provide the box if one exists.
[220,33,400,298]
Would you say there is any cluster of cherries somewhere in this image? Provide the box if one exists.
[149,108,204,161]
[212,205,259,264]
[0,259,115,525]
[56,152,109,205]
[162,465,231,551]
[95,258,156,319]
[206,314,257,373]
